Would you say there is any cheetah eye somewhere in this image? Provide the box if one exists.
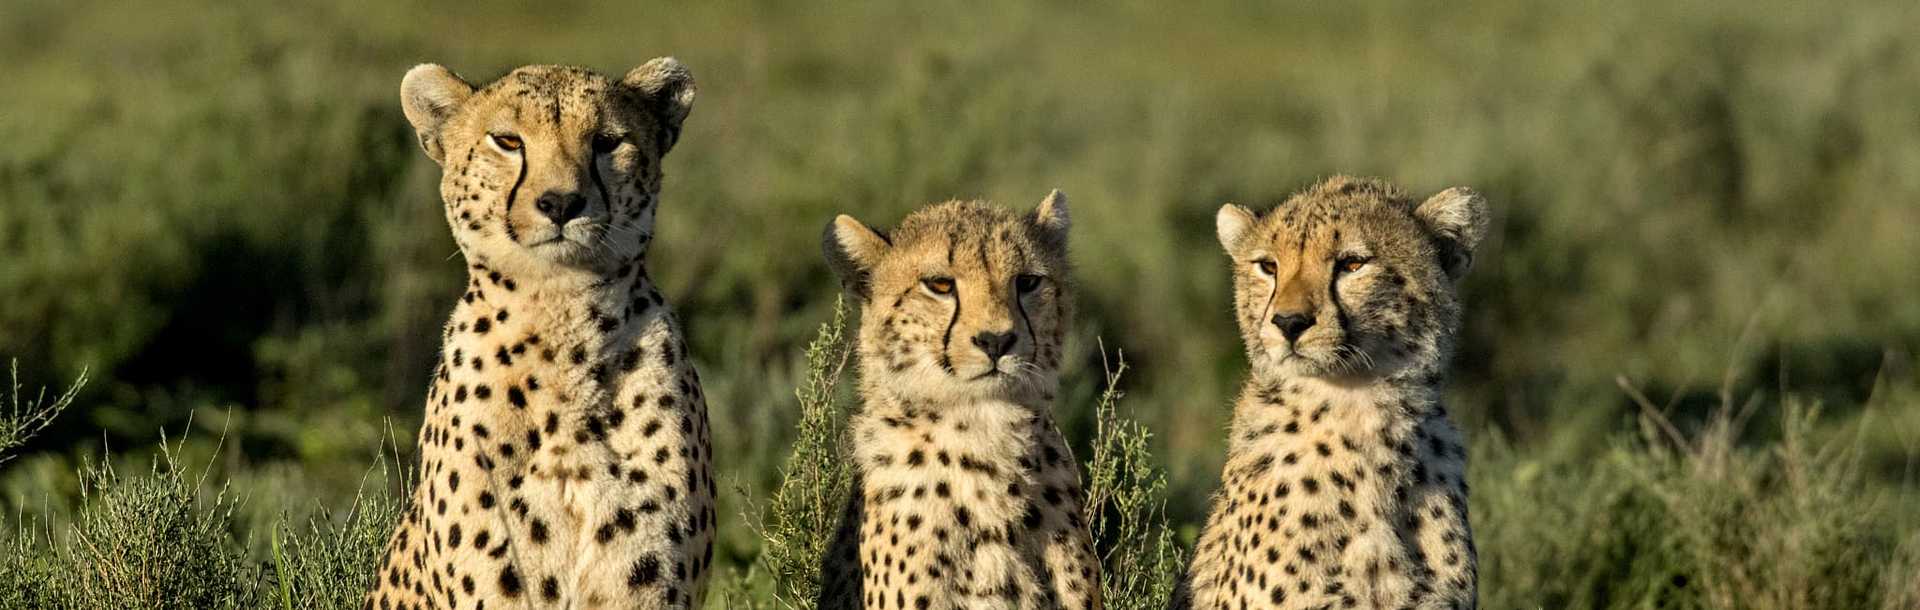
[591,134,622,154]
[1336,256,1371,274]
[490,134,523,152]
[1015,274,1043,294]
[1254,259,1277,277]
[922,277,955,296]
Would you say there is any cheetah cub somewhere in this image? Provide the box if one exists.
[369,60,716,610]
[1178,176,1487,610]
[816,193,1103,610]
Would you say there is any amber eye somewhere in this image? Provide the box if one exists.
[1336,256,1370,274]
[491,134,523,152]
[923,277,955,295]
[591,134,621,153]
[1015,274,1043,293]
[1255,260,1277,276]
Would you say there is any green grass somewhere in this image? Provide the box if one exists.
[3,334,1915,608]
[2,0,1917,607]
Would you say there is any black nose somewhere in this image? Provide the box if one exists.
[1271,313,1314,342]
[535,192,586,225]
[971,331,1018,361]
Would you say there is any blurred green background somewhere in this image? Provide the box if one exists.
[2,0,1918,607]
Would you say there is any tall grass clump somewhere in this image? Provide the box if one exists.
[0,435,404,610]
[0,361,398,609]
[1476,377,1920,610]
[59,445,261,609]
[264,485,402,609]
[744,299,857,608]
[1081,350,1181,610]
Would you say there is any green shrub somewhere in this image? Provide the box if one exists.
[1082,351,1181,610]
[743,298,857,609]
[1476,385,1920,609]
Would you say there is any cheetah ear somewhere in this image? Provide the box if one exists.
[1030,189,1070,251]
[399,64,474,165]
[1415,187,1490,280]
[822,214,890,299]
[622,57,698,153]
[1215,203,1257,254]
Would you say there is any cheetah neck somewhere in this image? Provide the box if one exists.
[1228,374,1439,456]
[1215,375,1444,530]
[848,396,1042,544]
[454,258,667,342]
[850,391,1058,482]
[434,258,677,423]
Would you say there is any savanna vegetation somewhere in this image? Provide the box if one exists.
[1,1,1916,607]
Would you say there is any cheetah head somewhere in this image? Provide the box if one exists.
[399,59,695,277]
[1216,176,1488,382]
[824,193,1073,403]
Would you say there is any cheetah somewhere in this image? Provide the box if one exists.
[815,192,1103,610]
[368,59,716,610]
[1175,176,1487,610]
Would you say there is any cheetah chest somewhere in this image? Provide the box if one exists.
[404,299,717,608]
[1193,390,1425,609]
[851,401,1095,610]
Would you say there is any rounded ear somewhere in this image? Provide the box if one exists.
[1415,187,1490,279]
[1031,189,1070,251]
[621,57,697,153]
[1215,203,1256,254]
[400,64,474,164]
[821,215,890,299]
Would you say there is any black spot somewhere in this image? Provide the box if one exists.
[615,507,637,531]
[628,556,662,588]
[498,565,522,597]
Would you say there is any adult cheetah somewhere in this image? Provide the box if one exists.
[1176,176,1487,610]
[815,193,1103,610]
[368,59,716,610]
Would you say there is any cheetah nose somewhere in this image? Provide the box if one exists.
[971,331,1018,362]
[1272,313,1314,343]
[535,191,586,225]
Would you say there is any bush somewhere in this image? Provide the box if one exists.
[1476,382,1920,609]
